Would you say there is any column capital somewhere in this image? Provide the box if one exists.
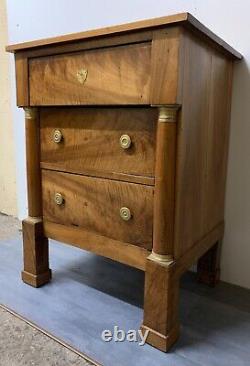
[24,107,38,120]
[148,250,174,267]
[157,105,179,123]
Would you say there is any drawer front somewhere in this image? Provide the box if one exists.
[40,108,157,178]
[42,170,153,249]
[30,43,151,105]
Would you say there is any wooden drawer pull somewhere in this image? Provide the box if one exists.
[54,192,64,206]
[53,129,63,143]
[120,134,132,149]
[120,207,132,221]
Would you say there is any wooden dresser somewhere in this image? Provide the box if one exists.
[7,13,241,351]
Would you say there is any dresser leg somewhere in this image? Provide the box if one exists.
[141,258,180,352]
[197,241,221,287]
[21,217,51,288]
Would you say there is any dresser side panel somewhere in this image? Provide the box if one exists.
[174,29,233,259]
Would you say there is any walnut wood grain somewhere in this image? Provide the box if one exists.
[42,170,154,249]
[29,43,151,105]
[141,259,180,352]
[22,217,51,287]
[7,14,241,353]
[150,28,181,104]
[141,220,223,351]
[175,222,224,277]
[24,108,42,217]
[6,13,241,59]
[44,221,149,271]
[174,30,233,259]
[40,107,157,180]
[22,108,51,287]
[15,53,29,106]
[14,30,153,59]
[40,165,154,186]
[152,107,177,256]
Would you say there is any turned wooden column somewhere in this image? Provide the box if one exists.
[141,105,180,351]
[24,107,42,216]
[151,105,179,261]
[21,107,51,288]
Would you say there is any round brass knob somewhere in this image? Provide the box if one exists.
[54,193,64,206]
[120,134,132,149]
[120,207,132,221]
[53,129,63,143]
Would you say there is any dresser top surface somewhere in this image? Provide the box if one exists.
[6,12,241,59]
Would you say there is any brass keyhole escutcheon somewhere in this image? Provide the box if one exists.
[76,69,88,84]
[120,134,132,149]
[120,207,132,221]
[54,193,64,206]
[53,129,63,143]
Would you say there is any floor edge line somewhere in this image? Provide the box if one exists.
[0,303,102,366]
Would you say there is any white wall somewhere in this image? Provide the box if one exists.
[0,0,17,216]
[6,0,250,288]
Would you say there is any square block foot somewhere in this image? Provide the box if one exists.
[21,269,52,288]
[197,269,220,287]
[140,324,179,352]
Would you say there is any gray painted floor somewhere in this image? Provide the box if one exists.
[0,213,21,240]
[0,214,93,366]
[0,214,250,365]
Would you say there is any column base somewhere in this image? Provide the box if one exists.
[142,257,180,352]
[140,323,180,352]
[21,269,52,288]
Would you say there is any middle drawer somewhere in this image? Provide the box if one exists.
[42,170,154,249]
[40,107,157,181]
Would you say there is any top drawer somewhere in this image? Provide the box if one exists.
[29,43,151,105]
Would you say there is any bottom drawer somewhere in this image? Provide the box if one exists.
[42,170,154,249]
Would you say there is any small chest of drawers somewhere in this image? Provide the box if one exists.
[7,12,241,351]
